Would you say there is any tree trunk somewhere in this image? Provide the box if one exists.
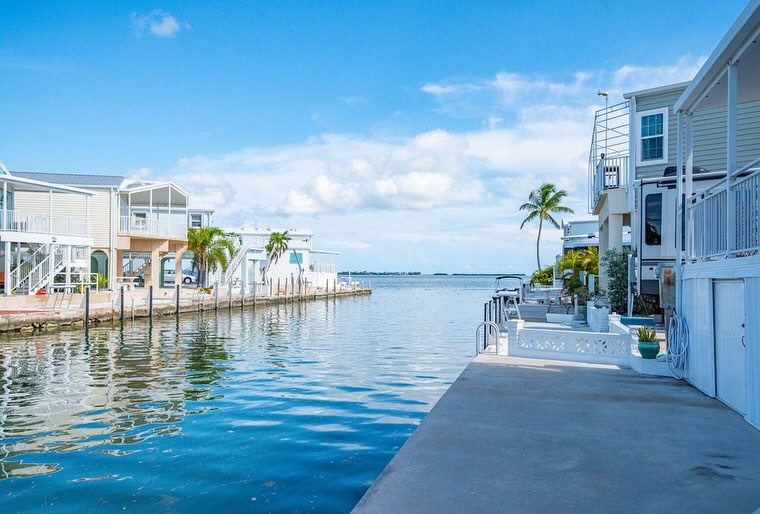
[536,218,543,270]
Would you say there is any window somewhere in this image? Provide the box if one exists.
[190,213,203,228]
[636,108,668,165]
[289,252,303,265]
[645,193,662,246]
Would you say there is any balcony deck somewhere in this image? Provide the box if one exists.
[0,210,90,239]
[118,215,187,241]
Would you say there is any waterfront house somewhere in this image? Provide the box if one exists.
[589,83,759,296]
[10,171,205,291]
[217,228,340,293]
[673,0,760,429]
[0,164,94,295]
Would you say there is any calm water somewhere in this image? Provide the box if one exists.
[0,275,494,513]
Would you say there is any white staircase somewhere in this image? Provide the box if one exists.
[122,253,152,278]
[219,236,257,285]
[10,245,67,295]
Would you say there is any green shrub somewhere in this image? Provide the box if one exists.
[530,266,554,286]
[636,326,657,342]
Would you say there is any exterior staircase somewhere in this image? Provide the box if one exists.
[10,245,67,295]
[219,235,259,285]
[122,253,152,279]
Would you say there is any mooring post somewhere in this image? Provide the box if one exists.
[253,281,257,305]
[148,285,154,322]
[84,286,90,331]
[215,284,219,310]
[241,282,245,308]
[175,284,180,315]
[325,279,329,298]
[131,298,135,323]
[483,302,488,349]
[334,279,337,298]
[120,285,125,324]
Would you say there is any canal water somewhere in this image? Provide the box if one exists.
[0,275,494,512]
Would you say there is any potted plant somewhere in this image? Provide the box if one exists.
[637,327,660,359]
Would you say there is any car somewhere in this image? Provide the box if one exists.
[163,269,197,285]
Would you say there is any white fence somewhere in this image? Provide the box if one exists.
[512,328,631,366]
[689,165,759,260]
[1,210,90,237]
[119,216,187,240]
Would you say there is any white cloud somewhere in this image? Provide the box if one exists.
[131,10,190,39]
[153,54,705,272]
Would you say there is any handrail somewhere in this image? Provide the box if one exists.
[475,322,500,356]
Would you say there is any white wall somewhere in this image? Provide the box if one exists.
[683,255,760,429]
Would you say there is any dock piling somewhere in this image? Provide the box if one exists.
[84,286,90,331]
[175,284,180,315]
[120,286,125,324]
[148,285,153,322]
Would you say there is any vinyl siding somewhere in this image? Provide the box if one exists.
[13,188,114,248]
[634,86,760,180]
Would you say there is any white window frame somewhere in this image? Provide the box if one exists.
[635,107,669,167]
[190,213,203,229]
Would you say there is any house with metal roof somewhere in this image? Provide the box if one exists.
[0,163,94,295]
[10,170,213,291]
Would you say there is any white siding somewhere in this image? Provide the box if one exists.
[683,276,716,396]
[634,88,760,180]
[14,188,114,248]
[745,277,760,429]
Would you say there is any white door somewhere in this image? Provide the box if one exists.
[714,280,746,414]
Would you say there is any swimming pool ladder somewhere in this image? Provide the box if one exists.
[475,321,500,355]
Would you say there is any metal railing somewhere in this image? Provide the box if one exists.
[119,216,187,240]
[475,321,500,356]
[588,101,629,212]
[688,160,760,260]
[0,210,90,237]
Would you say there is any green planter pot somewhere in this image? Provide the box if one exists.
[638,341,660,359]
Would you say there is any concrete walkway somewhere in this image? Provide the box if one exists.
[354,355,760,514]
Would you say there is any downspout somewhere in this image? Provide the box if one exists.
[675,111,684,315]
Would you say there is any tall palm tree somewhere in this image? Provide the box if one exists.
[187,227,236,287]
[262,231,291,285]
[519,183,574,270]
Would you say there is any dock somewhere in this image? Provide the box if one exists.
[0,286,371,333]
[354,354,760,513]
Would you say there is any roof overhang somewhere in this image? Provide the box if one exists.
[623,81,690,100]
[0,174,94,195]
[121,180,189,198]
[675,0,760,113]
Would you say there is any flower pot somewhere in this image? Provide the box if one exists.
[638,341,660,359]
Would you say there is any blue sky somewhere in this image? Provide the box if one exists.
[0,1,750,272]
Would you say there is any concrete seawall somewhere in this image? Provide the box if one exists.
[0,288,371,334]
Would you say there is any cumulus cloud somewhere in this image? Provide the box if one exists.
[153,54,705,272]
[131,10,190,38]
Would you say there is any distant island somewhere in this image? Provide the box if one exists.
[339,271,421,276]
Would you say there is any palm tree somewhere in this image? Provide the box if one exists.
[262,231,291,285]
[519,183,574,270]
[187,227,236,287]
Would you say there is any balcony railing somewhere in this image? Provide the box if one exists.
[590,155,629,211]
[0,210,90,238]
[588,101,629,212]
[688,162,759,261]
[119,216,187,240]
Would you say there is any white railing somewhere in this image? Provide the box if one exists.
[9,244,50,293]
[514,328,631,366]
[1,210,90,237]
[688,163,759,260]
[588,101,629,212]
[219,235,265,285]
[119,216,187,240]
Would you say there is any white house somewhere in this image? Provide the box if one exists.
[0,164,94,295]
[217,228,340,293]
[10,171,202,290]
[673,0,760,429]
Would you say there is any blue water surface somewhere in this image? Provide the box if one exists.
[0,275,494,512]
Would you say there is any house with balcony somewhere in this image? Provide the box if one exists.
[10,171,193,290]
[216,228,340,293]
[0,164,94,295]
[673,0,760,429]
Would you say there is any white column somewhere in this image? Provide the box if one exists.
[149,190,153,235]
[167,186,172,234]
[726,63,738,256]
[2,180,6,230]
[675,110,684,314]
[608,214,623,252]
[48,189,53,234]
[685,113,694,265]
[65,245,71,290]
[85,196,90,236]
[3,241,10,296]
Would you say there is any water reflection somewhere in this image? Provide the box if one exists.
[0,276,492,512]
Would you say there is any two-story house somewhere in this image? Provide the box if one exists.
[0,165,94,295]
[10,171,201,291]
